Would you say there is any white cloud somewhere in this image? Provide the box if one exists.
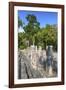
[18,27,24,32]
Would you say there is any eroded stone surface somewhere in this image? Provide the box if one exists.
[18,46,57,79]
[18,51,42,79]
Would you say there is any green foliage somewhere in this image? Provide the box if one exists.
[18,33,27,49]
[18,16,23,28]
[41,25,57,50]
[18,15,57,51]
[34,24,57,51]
[26,14,37,23]
[23,14,40,46]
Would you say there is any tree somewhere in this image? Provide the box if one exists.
[18,32,27,49]
[35,31,43,48]
[23,14,40,46]
[34,24,57,51]
[18,16,23,28]
[41,24,57,51]
[18,15,57,51]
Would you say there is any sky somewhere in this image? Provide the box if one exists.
[18,10,58,32]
